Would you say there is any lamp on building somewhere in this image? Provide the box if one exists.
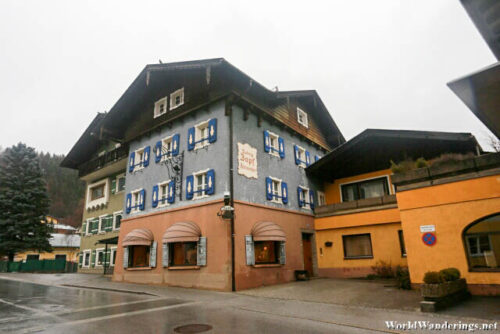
[218,191,234,221]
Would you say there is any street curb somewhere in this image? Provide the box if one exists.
[60,284,159,296]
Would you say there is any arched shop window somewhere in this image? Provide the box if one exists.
[162,222,206,267]
[245,222,286,265]
[122,229,157,269]
[463,213,500,271]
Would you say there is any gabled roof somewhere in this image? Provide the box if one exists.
[307,129,482,181]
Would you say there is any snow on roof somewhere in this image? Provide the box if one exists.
[52,223,77,231]
[50,233,80,248]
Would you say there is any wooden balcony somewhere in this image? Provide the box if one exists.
[78,145,129,177]
[315,194,398,217]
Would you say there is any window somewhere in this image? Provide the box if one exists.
[154,97,168,118]
[169,242,198,266]
[343,234,373,259]
[398,230,406,257]
[55,254,66,261]
[134,147,146,171]
[294,145,309,168]
[254,241,280,264]
[298,186,311,209]
[26,254,40,261]
[116,174,126,193]
[89,218,99,234]
[110,247,117,266]
[83,250,91,267]
[194,171,207,199]
[170,88,184,110]
[158,180,170,206]
[265,131,281,157]
[86,179,109,210]
[128,245,150,268]
[96,248,105,267]
[341,177,390,202]
[90,184,105,201]
[195,121,209,150]
[161,136,173,161]
[131,189,142,213]
[99,215,113,233]
[317,191,326,206]
[271,178,281,203]
[113,211,122,230]
[297,107,308,128]
[464,213,499,271]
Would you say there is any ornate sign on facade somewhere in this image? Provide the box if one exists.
[238,143,258,179]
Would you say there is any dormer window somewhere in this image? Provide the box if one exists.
[154,97,168,118]
[170,88,184,110]
[297,107,308,128]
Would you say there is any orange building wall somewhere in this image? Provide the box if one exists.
[324,169,394,204]
[396,174,500,293]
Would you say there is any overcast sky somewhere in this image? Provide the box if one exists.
[0,0,496,154]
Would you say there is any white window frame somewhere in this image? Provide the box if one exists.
[161,135,173,161]
[299,186,310,209]
[88,217,99,235]
[339,175,393,203]
[296,145,307,168]
[133,147,146,172]
[115,173,126,193]
[95,248,105,267]
[84,218,92,236]
[86,179,109,210]
[269,176,282,204]
[98,214,108,234]
[154,96,168,118]
[297,107,308,128]
[466,234,492,257]
[82,249,91,268]
[267,131,280,157]
[131,188,143,213]
[158,180,171,207]
[113,211,123,230]
[317,191,326,206]
[110,247,117,267]
[194,120,210,150]
[193,169,209,200]
[170,88,184,110]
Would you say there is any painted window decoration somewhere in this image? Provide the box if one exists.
[341,177,389,202]
[297,107,308,128]
[187,118,217,151]
[126,189,146,214]
[169,88,184,110]
[154,134,180,163]
[297,186,315,210]
[464,213,499,270]
[129,146,151,173]
[186,169,215,200]
[113,211,122,230]
[398,230,407,257]
[342,234,373,259]
[154,96,168,118]
[263,130,285,158]
[265,177,288,204]
[152,180,175,207]
[293,144,311,167]
[317,191,326,207]
[86,179,109,209]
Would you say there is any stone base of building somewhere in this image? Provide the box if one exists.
[318,267,374,278]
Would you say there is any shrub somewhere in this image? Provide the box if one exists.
[390,157,429,174]
[371,261,394,278]
[415,157,429,168]
[429,153,474,168]
[439,268,460,282]
[423,271,445,284]
[395,266,411,290]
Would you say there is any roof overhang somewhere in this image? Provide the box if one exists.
[307,129,482,181]
[447,61,500,138]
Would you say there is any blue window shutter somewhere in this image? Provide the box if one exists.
[206,169,215,195]
[309,191,315,210]
[294,145,300,165]
[187,127,195,151]
[265,177,273,201]
[263,130,270,153]
[305,150,311,166]
[208,118,217,143]
[315,155,320,162]
[281,182,288,204]
[128,152,135,173]
[297,187,304,207]
[172,134,180,156]
[167,180,175,203]
[126,193,132,214]
[143,146,151,167]
[139,189,146,210]
[152,185,159,208]
[155,141,162,163]
[186,175,194,199]
[279,137,285,159]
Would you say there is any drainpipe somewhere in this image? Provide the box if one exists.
[228,98,236,292]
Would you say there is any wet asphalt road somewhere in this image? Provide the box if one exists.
[0,278,379,334]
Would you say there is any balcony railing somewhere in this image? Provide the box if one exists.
[78,145,129,177]
[315,194,397,217]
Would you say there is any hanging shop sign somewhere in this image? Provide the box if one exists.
[422,232,437,246]
[238,143,258,179]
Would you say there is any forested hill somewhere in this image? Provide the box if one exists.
[37,152,85,227]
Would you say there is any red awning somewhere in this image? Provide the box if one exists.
[163,222,201,243]
[251,221,286,241]
[122,228,154,247]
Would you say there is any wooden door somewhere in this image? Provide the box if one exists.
[302,233,313,277]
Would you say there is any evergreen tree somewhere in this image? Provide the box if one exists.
[0,143,52,261]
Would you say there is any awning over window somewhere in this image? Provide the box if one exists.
[122,228,154,247]
[163,222,201,243]
[251,221,286,241]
